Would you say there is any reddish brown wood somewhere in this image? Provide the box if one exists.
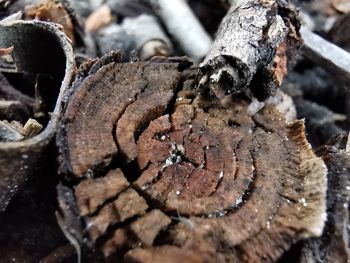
[57,53,327,262]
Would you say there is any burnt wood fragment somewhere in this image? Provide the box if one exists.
[198,0,302,100]
[57,53,327,262]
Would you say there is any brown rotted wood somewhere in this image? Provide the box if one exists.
[57,53,326,262]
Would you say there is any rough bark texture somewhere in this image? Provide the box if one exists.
[57,53,327,262]
[0,20,75,211]
[300,147,350,263]
[198,0,301,100]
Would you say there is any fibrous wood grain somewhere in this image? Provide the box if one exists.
[57,53,327,262]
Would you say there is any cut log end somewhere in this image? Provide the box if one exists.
[57,53,326,262]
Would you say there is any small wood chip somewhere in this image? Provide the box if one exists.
[85,4,112,33]
[20,118,43,138]
[0,46,13,57]
[332,0,350,14]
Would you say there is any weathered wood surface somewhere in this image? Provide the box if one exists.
[198,0,301,100]
[57,53,327,262]
[301,27,350,87]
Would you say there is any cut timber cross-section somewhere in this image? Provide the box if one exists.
[57,53,327,263]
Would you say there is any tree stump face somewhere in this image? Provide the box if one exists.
[57,54,327,262]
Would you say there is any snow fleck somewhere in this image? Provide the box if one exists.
[346,186,350,191]
[217,210,227,217]
[219,171,224,179]
[299,198,307,207]
[176,191,180,195]
[21,154,28,159]
[177,144,185,153]
[141,183,150,190]
[235,197,243,206]
[86,169,94,178]
[177,97,183,101]
[160,135,166,141]
[164,158,173,167]
[266,221,271,229]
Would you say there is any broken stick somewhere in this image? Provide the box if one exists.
[300,27,350,120]
[198,0,301,100]
[122,14,172,60]
[300,27,350,87]
[145,0,212,62]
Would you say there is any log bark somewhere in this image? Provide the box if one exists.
[57,53,327,262]
[198,0,301,100]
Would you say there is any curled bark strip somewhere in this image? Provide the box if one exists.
[300,147,350,263]
[57,55,326,262]
[0,20,74,212]
[198,0,301,100]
